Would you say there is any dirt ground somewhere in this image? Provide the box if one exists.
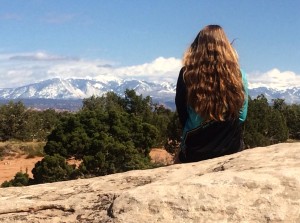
[0,155,43,183]
[0,148,174,184]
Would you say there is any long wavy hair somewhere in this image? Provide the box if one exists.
[183,25,245,121]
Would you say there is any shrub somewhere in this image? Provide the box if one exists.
[1,172,30,187]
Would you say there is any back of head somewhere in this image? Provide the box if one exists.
[183,25,244,121]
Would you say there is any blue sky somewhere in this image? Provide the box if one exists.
[0,0,300,89]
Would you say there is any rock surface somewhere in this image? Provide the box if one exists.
[0,142,300,223]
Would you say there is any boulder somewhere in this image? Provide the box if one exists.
[0,142,300,223]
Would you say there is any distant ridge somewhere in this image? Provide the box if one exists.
[0,98,83,111]
[0,78,299,110]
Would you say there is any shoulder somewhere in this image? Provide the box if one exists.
[179,67,186,82]
[179,67,186,75]
[240,69,248,86]
[240,69,247,79]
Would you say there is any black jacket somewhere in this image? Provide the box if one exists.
[175,67,244,163]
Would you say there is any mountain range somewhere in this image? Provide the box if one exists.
[0,78,299,110]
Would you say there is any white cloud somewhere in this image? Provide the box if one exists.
[2,52,299,91]
[48,57,182,83]
[248,69,300,90]
[0,52,182,88]
[9,52,79,61]
[107,57,182,82]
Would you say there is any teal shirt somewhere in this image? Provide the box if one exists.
[239,69,248,122]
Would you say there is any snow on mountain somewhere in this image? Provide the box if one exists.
[248,87,300,104]
[0,78,299,107]
[0,78,176,103]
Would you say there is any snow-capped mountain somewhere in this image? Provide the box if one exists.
[0,78,299,110]
[0,78,176,105]
[248,87,300,104]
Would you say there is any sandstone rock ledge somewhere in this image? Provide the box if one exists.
[0,142,300,223]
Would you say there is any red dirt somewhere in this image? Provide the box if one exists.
[0,155,43,183]
[0,148,173,184]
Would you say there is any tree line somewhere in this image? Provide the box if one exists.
[0,101,68,142]
[1,91,300,187]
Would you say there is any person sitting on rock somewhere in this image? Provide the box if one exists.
[175,25,248,163]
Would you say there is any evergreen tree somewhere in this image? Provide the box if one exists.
[0,102,62,142]
[267,109,288,143]
[244,95,290,148]
[1,172,30,187]
[32,154,77,184]
[165,112,181,154]
[150,104,173,146]
[123,89,153,121]
[0,101,28,141]
[282,104,300,139]
[36,91,159,182]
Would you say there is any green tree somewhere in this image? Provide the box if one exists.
[36,109,61,141]
[1,172,30,187]
[282,104,300,139]
[79,140,150,176]
[165,112,182,154]
[244,95,289,148]
[272,98,287,112]
[244,95,272,148]
[44,115,91,159]
[123,89,153,121]
[150,104,174,146]
[0,101,29,141]
[267,109,288,143]
[38,92,159,182]
[82,93,124,112]
[32,154,77,184]
[0,102,61,142]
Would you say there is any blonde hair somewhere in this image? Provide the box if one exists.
[183,25,244,121]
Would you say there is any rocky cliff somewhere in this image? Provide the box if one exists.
[0,142,300,223]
